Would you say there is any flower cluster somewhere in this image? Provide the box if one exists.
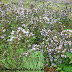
[40,28,72,64]
[0,0,72,68]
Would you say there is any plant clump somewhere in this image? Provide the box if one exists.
[0,0,72,72]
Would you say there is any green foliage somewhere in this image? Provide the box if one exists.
[57,52,72,72]
[1,42,44,70]
[21,51,44,70]
[66,52,72,64]
[29,37,36,44]
[56,67,62,71]
[66,52,72,58]
[59,63,72,72]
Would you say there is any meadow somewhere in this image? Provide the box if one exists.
[0,0,72,72]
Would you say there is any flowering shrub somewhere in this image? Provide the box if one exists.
[0,0,72,71]
[40,28,72,65]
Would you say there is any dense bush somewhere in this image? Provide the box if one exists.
[0,0,72,71]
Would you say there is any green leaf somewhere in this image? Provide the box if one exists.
[60,71,64,72]
[66,52,72,58]
[59,63,72,72]
[1,59,6,64]
[56,68,62,71]
[69,60,72,64]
